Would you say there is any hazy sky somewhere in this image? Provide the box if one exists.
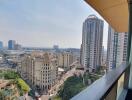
[0,0,108,49]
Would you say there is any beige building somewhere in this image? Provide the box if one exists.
[57,53,64,67]
[57,52,74,70]
[19,52,58,93]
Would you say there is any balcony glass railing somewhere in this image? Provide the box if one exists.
[71,62,130,100]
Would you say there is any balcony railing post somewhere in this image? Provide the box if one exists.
[124,66,130,89]
[126,0,132,89]
[127,0,132,62]
[105,83,118,100]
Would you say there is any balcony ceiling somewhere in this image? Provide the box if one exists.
[85,0,129,32]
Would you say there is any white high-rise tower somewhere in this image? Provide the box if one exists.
[81,15,104,72]
[107,26,128,71]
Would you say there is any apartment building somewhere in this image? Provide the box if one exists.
[19,52,58,93]
[57,52,74,70]
[107,26,128,70]
[81,15,104,72]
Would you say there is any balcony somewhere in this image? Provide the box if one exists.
[71,0,132,100]
[71,62,131,100]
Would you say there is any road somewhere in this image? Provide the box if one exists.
[48,67,76,96]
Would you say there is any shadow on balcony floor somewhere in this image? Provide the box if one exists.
[125,89,132,100]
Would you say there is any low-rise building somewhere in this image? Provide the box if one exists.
[57,52,74,70]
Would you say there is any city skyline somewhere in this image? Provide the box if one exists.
[0,0,108,49]
[0,1,131,100]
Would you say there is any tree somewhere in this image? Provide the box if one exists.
[0,90,4,100]
[58,76,86,100]
[17,78,30,92]
[4,71,20,79]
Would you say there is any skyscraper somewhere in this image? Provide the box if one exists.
[116,32,128,67]
[8,40,16,50]
[0,41,3,49]
[107,26,128,71]
[101,46,107,66]
[106,26,118,70]
[81,15,104,72]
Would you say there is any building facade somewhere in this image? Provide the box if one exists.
[57,52,74,70]
[116,32,128,67]
[101,46,107,66]
[107,26,128,70]
[0,41,3,49]
[81,15,104,72]
[8,40,16,50]
[106,26,118,70]
[18,52,58,93]
[14,44,22,50]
